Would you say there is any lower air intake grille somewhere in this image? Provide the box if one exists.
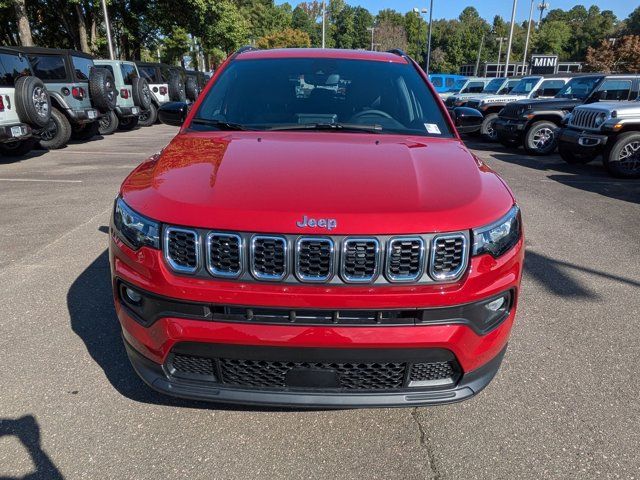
[386,238,424,281]
[251,236,287,280]
[342,239,379,282]
[207,233,242,277]
[410,361,456,382]
[170,354,216,379]
[296,238,334,281]
[430,235,466,280]
[219,358,405,390]
[165,228,198,273]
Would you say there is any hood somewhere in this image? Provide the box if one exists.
[121,131,514,235]
[511,97,581,111]
[575,100,639,116]
[476,94,528,104]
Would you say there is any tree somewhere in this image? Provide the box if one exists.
[375,19,407,52]
[12,0,33,45]
[405,11,426,65]
[256,28,311,49]
[586,35,640,73]
[333,5,356,49]
[534,20,573,59]
[352,6,374,50]
[625,6,640,35]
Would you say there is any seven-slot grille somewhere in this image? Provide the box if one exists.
[164,228,469,284]
[569,108,606,130]
[168,354,459,391]
[164,227,199,273]
[251,236,287,280]
[499,103,521,119]
[342,239,380,283]
[430,234,466,280]
[207,233,242,278]
[466,99,481,109]
[386,238,424,282]
[296,238,334,282]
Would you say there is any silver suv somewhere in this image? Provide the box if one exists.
[559,96,640,178]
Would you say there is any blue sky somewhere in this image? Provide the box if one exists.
[277,1,637,22]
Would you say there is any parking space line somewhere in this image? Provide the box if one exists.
[0,178,83,183]
[60,151,154,156]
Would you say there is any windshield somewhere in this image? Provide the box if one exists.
[483,78,505,94]
[72,55,94,82]
[510,77,541,95]
[460,81,485,94]
[556,77,601,99]
[504,79,520,93]
[194,58,452,137]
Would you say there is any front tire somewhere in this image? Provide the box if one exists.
[0,137,37,157]
[524,121,559,156]
[558,142,598,165]
[603,132,640,179]
[138,103,157,127]
[38,107,72,150]
[98,110,119,135]
[481,113,499,142]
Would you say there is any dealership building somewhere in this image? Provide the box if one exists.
[459,55,584,77]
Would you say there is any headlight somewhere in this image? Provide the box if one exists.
[472,205,521,258]
[594,112,608,127]
[113,197,160,250]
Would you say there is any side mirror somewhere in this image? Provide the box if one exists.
[531,89,540,99]
[158,102,189,126]
[451,107,483,134]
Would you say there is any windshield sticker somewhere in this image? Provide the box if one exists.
[424,123,441,135]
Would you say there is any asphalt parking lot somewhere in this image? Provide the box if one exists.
[1,125,639,479]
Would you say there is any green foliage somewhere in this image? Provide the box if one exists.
[256,27,311,49]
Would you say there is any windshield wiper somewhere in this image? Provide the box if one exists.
[268,123,383,133]
[190,118,252,131]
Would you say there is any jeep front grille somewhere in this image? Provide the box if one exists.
[430,234,467,281]
[569,108,606,131]
[466,99,481,109]
[163,228,469,285]
[341,239,380,283]
[499,103,521,119]
[445,96,457,107]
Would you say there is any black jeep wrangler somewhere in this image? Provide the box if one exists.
[495,75,640,155]
[17,47,117,149]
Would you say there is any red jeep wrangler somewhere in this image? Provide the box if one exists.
[110,48,524,407]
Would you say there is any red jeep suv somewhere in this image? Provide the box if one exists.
[110,48,523,407]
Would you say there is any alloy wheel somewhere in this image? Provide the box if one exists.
[532,127,554,149]
[40,120,58,141]
[32,86,49,120]
[617,140,640,173]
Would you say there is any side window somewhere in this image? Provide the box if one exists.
[139,66,157,83]
[0,53,32,86]
[445,77,455,88]
[120,64,138,85]
[430,77,442,87]
[538,80,565,97]
[597,80,632,101]
[29,55,67,81]
[71,56,94,82]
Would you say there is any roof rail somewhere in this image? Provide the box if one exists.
[232,46,259,59]
[386,49,408,58]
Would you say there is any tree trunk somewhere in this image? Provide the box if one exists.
[13,0,34,46]
[90,16,98,52]
[76,4,91,53]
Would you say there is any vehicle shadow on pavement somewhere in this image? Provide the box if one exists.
[0,149,48,165]
[67,246,314,412]
[0,415,64,480]
[524,250,640,298]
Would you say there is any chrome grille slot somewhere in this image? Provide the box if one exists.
[569,108,604,130]
[429,234,467,281]
[295,237,334,282]
[206,232,242,278]
[385,237,425,282]
[341,238,380,283]
[251,236,287,281]
[164,227,199,273]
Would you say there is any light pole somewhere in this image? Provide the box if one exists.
[522,0,535,75]
[538,2,549,27]
[496,37,507,77]
[101,0,114,60]
[504,0,518,78]
[474,33,485,76]
[367,26,375,51]
[321,1,326,49]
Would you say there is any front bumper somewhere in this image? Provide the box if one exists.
[559,127,609,149]
[110,234,523,407]
[0,123,31,143]
[494,118,526,139]
[115,106,141,118]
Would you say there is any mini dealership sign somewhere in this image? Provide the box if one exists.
[530,55,559,74]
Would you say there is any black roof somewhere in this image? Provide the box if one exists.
[15,46,94,59]
[135,61,171,68]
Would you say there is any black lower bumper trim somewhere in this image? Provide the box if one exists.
[124,340,507,408]
[0,123,32,142]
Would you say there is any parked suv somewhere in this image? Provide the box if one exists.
[445,77,521,109]
[495,75,639,154]
[428,73,467,94]
[17,47,116,148]
[438,77,491,100]
[0,47,51,157]
[558,98,640,178]
[110,48,523,407]
[95,60,152,133]
[465,75,571,141]
[136,62,186,126]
